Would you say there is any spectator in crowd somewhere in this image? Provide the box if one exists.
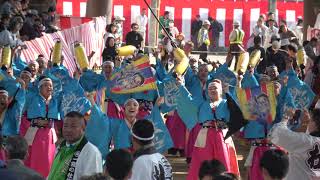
[209,16,223,51]
[191,15,202,47]
[247,35,267,73]
[198,159,226,180]
[228,20,245,71]
[5,136,44,180]
[197,20,211,62]
[279,24,297,42]
[20,10,38,40]
[260,149,289,180]
[293,16,303,45]
[104,23,118,46]
[0,16,24,48]
[304,37,319,62]
[247,18,267,48]
[48,111,103,180]
[269,107,320,180]
[161,19,179,40]
[0,0,21,17]
[175,32,185,49]
[113,16,125,45]
[264,17,279,48]
[259,14,266,22]
[105,149,133,180]
[266,34,289,73]
[183,40,194,57]
[125,23,143,49]
[265,12,278,28]
[41,7,58,34]
[102,36,117,62]
[159,11,170,39]
[130,119,173,180]
[287,44,300,76]
[46,6,56,27]
[135,8,148,48]
[0,13,11,32]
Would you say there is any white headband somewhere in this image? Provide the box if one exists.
[20,70,32,78]
[0,90,9,97]
[124,98,139,107]
[38,78,52,88]
[208,80,222,88]
[131,128,155,141]
[102,61,114,68]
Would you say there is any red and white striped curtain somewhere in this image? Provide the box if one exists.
[21,17,107,73]
[56,0,303,47]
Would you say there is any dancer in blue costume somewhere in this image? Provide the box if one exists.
[24,76,62,177]
[86,94,172,159]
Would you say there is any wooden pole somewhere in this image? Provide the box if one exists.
[86,0,114,24]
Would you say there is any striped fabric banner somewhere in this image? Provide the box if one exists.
[21,17,107,74]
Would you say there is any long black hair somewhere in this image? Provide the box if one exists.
[309,109,320,137]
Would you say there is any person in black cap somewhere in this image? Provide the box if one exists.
[130,119,173,180]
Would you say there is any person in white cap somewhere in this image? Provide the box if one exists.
[197,19,211,62]
[129,119,173,180]
[228,20,245,71]
[113,16,125,45]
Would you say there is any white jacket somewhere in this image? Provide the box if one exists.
[73,142,103,180]
[269,122,320,180]
[130,153,173,180]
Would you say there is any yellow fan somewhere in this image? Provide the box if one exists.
[297,48,305,66]
[1,46,11,67]
[249,49,261,68]
[236,52,250,74]
[74,43,89,70]
[116,45,136,56]
[173,48,189,75]
[52,40,62,64]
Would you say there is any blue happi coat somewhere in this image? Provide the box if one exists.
[86,104,173,159]
[1,88,25,136]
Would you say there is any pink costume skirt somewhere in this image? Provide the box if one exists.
[245,141,279,180]
[186,123,202,159]
[166,111,186,149]
[25,127,56,178]
[187,127,239,180]
[19,112,30,137]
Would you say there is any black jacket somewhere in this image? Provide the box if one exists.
[125,31,143,49]
[191,20,202,36]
